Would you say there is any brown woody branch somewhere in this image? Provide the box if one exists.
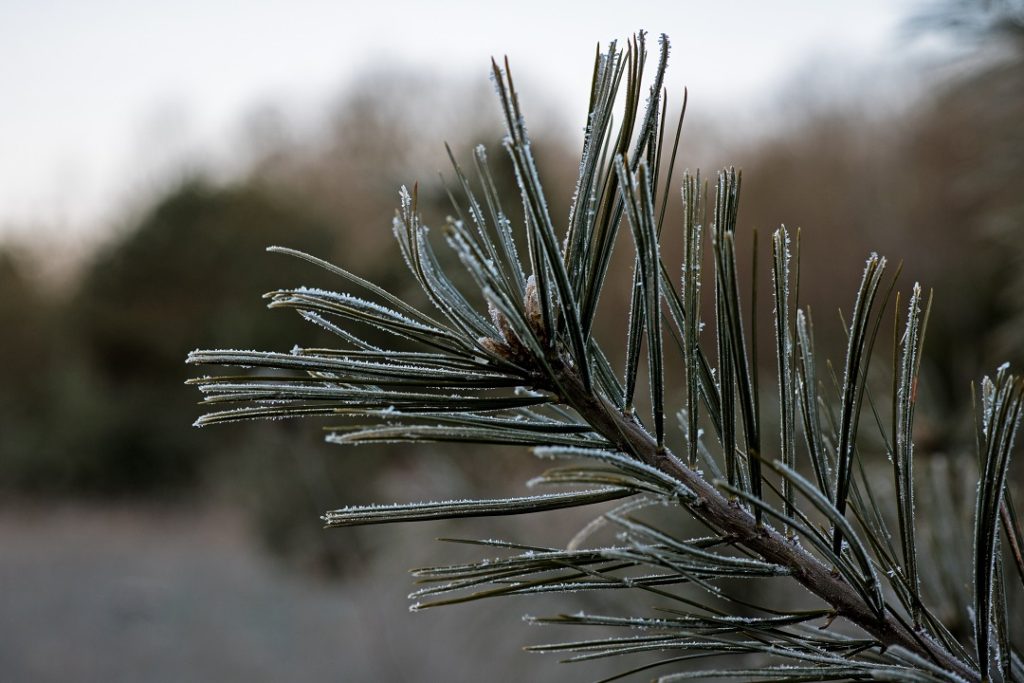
[543,357,980,683]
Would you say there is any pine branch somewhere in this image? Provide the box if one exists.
[534,355,978,682]
[186,31,1021,682]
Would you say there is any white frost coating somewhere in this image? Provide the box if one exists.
[981,376,996,438]
[323,488,629,522]
[532,446,694,501]
[287,288,436,331]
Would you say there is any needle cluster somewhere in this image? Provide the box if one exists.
[188,33,1023,682]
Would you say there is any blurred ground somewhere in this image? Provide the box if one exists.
[0,500,622,682]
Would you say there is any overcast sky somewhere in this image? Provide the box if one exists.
[0,0,926,242]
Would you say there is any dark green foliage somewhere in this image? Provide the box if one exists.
[53,181,339,492]
[0,249,59,487]
[0,182,399,573]
[190,32,1022,682]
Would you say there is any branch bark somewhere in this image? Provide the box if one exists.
[545,358,980,683]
